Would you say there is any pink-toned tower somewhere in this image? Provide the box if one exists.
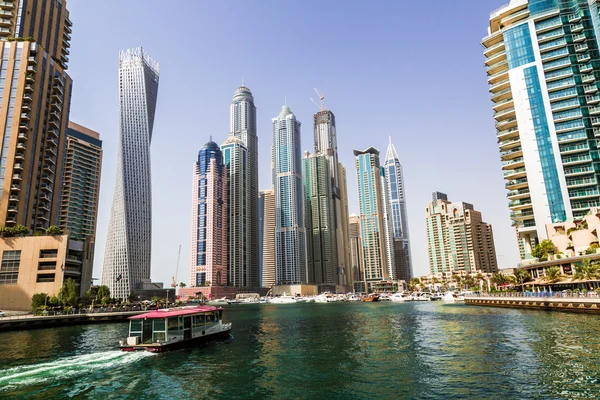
[189,139,227,290]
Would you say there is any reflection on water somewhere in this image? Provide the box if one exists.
[1,302,600,399]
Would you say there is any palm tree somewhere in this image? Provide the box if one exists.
[543,266,562,284]
[179,282,187,288]
[491,273,509,289]
[574,258,599,290]
[513,269,531,291]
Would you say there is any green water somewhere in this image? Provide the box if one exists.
[1,302,599,399]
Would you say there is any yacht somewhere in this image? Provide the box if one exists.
[119,306,231,353]
[269,293,299,304]
[442,292,457,302]
[347,294,361,302]
[314,293,338,303]
[390,293,406,302]
[379,293,392,301]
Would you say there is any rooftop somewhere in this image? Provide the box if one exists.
[129,306,222,319]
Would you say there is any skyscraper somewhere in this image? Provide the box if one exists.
[483,1,600,259]
[60,122,102,242]
[261,189,276,288]
[221,136,249,287]
[0,1,73,232]
[229,85,259,288]
[426,193,498,275]
[384,138,412,281]
[273,105,307,285]
[379,166,396,280]
[348,214,363,286]
[102,48,159,300]
[354,147,389,284]
[303,152,337,286]
[190,139,227,288]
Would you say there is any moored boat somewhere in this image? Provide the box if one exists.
[119,306,231,353]
[390,293,406,302]
[361,293,380,302]
[269,293,299,304]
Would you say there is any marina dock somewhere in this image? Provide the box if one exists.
[0,310,146,332]
[465,293,600,314]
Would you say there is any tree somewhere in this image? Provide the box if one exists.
[96,285,110,301]
[31,293,49,310]
[574,258,599,290]
[532,239,555,259]
[586,243,599,255]
[46,225,63,235]
[513,269,531,291]
[491,273,510,288]
[543,266,563,284]
[179,282,187,288]
[58,278,79,306]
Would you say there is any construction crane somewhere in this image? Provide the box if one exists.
[171,245,181,288]
[310,88,325,111]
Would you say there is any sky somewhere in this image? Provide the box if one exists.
[66,0,514,286]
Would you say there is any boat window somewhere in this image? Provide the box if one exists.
[153,318,167,342]
[194,314,205,328]
[168,317,179,331]
[206,312,215,323]
[130,320,142,337]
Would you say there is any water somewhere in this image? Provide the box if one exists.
[1,302,599,399]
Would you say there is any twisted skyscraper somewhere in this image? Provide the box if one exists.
[227,85,259,288]
[102,48,159,300]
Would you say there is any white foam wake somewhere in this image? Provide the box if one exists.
[0,350,154,389]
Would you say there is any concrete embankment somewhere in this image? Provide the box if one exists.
[465,296,600,314]
[0,310,145,332]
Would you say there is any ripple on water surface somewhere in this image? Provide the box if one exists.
[1,302,600,399]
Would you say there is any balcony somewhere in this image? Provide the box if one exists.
[497,127,519,141]
[62,37,70,48]
[483,41,505,58]
[585,84,598,94]
[48,119,59,128]
[487,59,508,76]
[47,129,58,138]
[496,117,518,130]
[562,154,592,165]
[575,43,589,53]
[14,152,24,161]
[567,177,597,188]
[39,193,51,202]
[582,74,596,84]
[45,155,56,165]
[45,146,57,157]
[40,184,52,193]
[0,27,11,36]
[499,137,521,150]
[491,87,512,102]
[42,174,53,184]
[10,184,19,192]
[580,64,593,73]
[507,188,530,200]
[43,164,53,173]
[13,163,22,171]
[12,174,21,181]
[502,157,525,169]
[492,97,514,112]
[509,198,533,210]
[20,112,30,121]
[25,73,34,83]
[7,206,17,213]
[506,178,528,190]
[0,2,14,9]
[536,19,562,33]
[592,117,600,126]
[573,33,586,42]
[500,146,523,160]
[504,167,527,179]
[0,17,11,27]
[8,195,18,202]
[485,50,506,67]
[26,65,36,74]
[557,130,587,142]
[494,107,516,121]
[37,213,49,222]
[21,102,31,112]
[569,189,599,199]
[6,218,17,225]
[564,165,593,176]
[17,132,26,141]
[489,78,510,93]
[16,143,25,151]
[560,143,589,154]
[587,94,600,104]
[571,23,584,33]
[511,210,535,221]
[577,53,590,63]
[39,203,50,212]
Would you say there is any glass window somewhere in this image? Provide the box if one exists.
[504,24,535,69]
[0,250,21,284]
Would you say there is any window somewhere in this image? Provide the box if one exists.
[40,249,58,258]
[0,250,21,284]
[36,273,55,283]
[38,261,57,270]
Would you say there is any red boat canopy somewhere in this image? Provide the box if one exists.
[129,306,222,320]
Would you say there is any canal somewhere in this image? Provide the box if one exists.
[1,302,599,399]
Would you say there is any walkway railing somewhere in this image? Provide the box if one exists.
[0,306,168,320]
[467,291,600,299]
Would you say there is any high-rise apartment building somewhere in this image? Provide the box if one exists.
[483,1,600,259]
[60,122,102,242]
[354,147,389,283]
[312,107,350,287]
[303,152,337,285]
[426,193,498,275]
[349,214,363,284]
[260,189,276,288]
[190,139,227,288]
[273,105,307,285]
[221,136,249,287]
[379,166,396,279]
[384,138,412,281]
[102,48,159,300]
[0,1,73,232]
[229,85,259,288]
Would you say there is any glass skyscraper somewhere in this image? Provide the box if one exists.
[273,105,307,284]
[228,85,259,288]
[383,138,412,281]
[102,48,159,300]
[190,139,227,288]
[484,0,600,259]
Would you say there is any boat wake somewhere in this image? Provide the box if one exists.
[0,351,154,390]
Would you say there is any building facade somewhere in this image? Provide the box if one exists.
[303,152,337,285]
[190,139,227,288]
[384,138,412,281]
[260,189,276,288]
[0,1,73,233]
[354,147,389,283]
[273,105,307,285]
[229,85,259,288]
[102,48,159,300]
[0,235,91,311]
[60,122,102,243]
[379,166,396,280]
[426,193,499,275]
[221,136,249,287]
[483,0,600,259]
[349,214,363,284]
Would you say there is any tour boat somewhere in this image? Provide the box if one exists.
[361,293,380,302]
[269,293,299,304]
[347,294,361,301]
[314,293,338,303]
[119,306,232,353]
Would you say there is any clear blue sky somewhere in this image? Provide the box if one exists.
[67,0,514,285]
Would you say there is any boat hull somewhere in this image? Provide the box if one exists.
[120,327,232,353]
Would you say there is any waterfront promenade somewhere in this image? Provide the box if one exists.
[465,292,600,314]
[0,308,147,332]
